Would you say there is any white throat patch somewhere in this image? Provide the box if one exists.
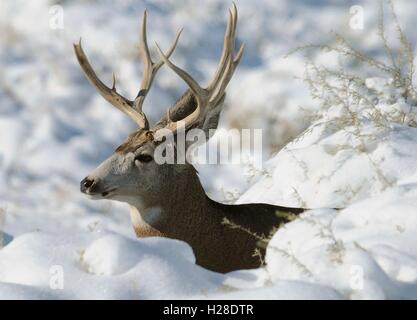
[129,206,162,230]
[142,207,162,225]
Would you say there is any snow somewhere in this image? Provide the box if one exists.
[266,185,417,299]
[2,0,417,299]
[238,122,417,208]
[0,232,223,299]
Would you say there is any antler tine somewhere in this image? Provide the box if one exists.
[133,10,183,129]
[207,3,244,105]
[155,42,208,133]
[155,27,183,71]
[207,3,237,91]
[209,42,244,106]
[73,40,149,128]
[155,43,206,101]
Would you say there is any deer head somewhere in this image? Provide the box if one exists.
[75,5,244,211]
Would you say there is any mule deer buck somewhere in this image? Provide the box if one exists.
[75,4,304,273]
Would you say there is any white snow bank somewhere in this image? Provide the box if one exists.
[238,121,417,208]
[266,184,417,299]
[0,232,222,299]
[82,234,195,276]
[206,281,342,300]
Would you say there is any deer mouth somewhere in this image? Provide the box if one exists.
[80,177,117,199]
[85,188,117,199]
[100,188,117,198]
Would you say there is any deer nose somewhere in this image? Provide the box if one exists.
[80,177,95,193]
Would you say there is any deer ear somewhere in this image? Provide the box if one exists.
[202,107,221,132]
[156,90,223,133]
[182,95,224,152]
[153,91,224,152]
[199,93,224,135]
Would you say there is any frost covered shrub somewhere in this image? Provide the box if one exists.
[289,1,417,131]
[276,0,417,198]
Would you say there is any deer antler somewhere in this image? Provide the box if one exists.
[154,3,244,134]
[74,11,182,129]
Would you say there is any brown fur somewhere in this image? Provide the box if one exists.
[130,163,303,273]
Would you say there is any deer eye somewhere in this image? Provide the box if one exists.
[134,154,153,163]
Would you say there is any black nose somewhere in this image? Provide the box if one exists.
[80,177,95,193]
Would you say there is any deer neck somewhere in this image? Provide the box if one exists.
[126,164,280,273]
[128,164,213,238]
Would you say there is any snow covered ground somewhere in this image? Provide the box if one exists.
[1,0,417,299]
